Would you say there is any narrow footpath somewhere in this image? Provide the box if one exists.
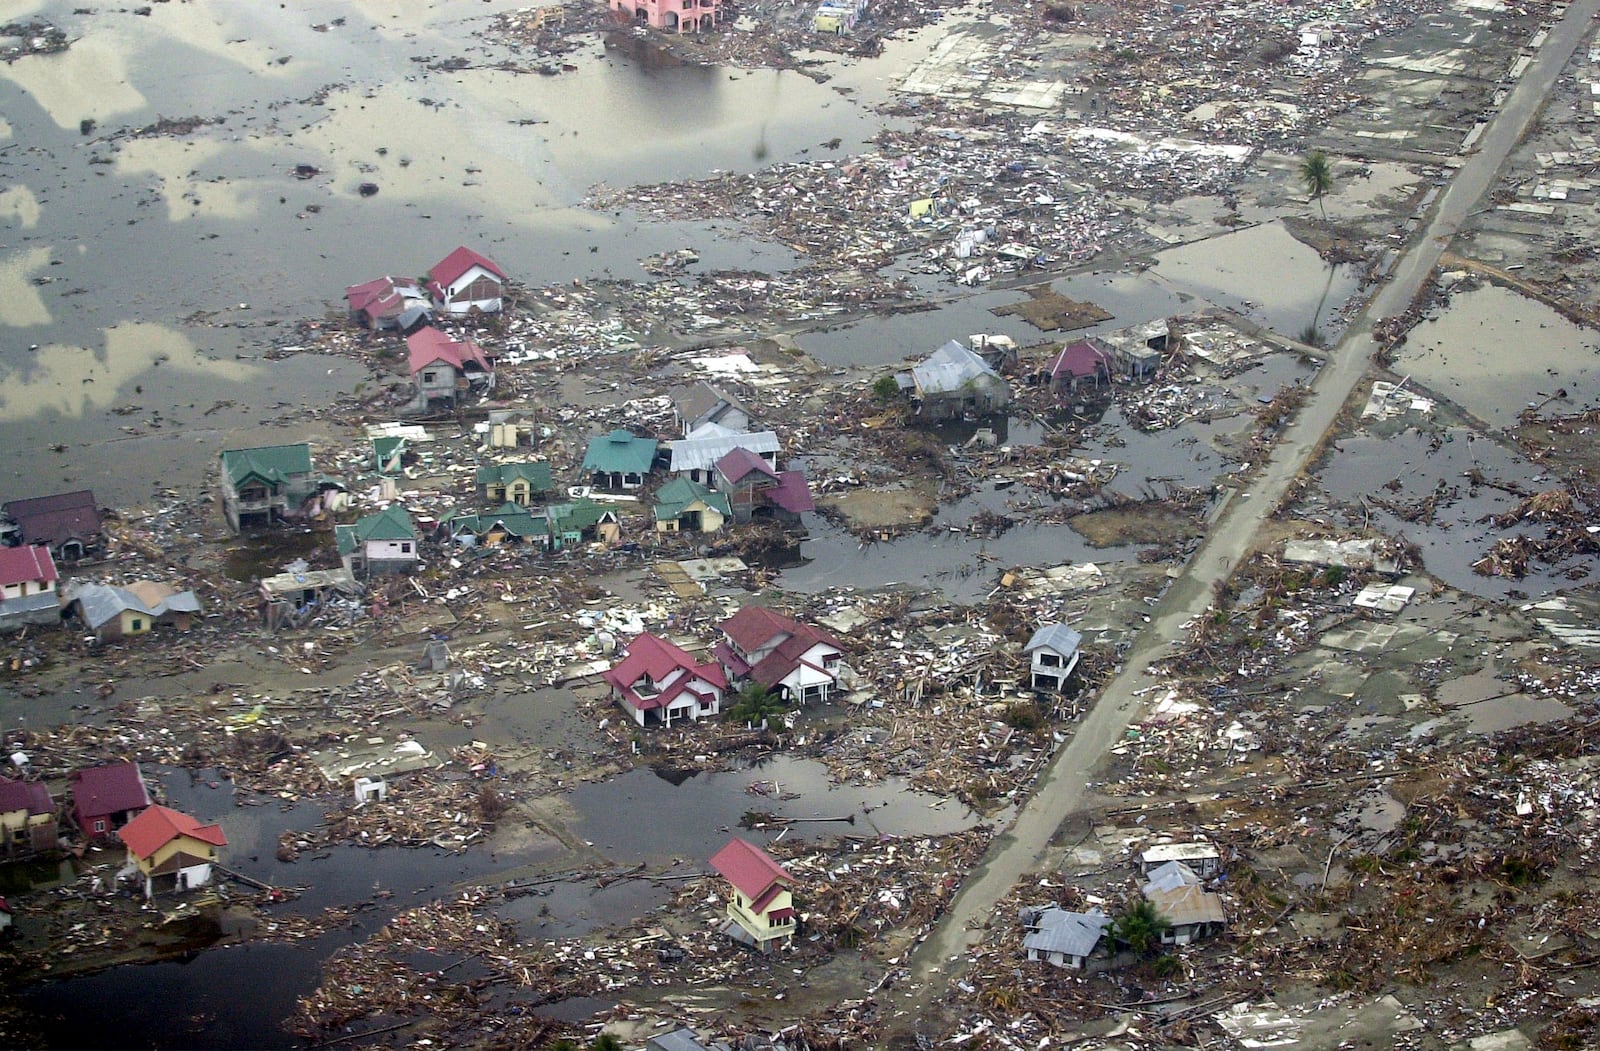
[895,0,1600,1034]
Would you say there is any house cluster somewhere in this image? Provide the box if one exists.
[1041,319,1170,397]
[1021,839,1226,970]
[346,246,508,414]
[0,760,227,900]
[603,604,843,728]
[0,493,201,639]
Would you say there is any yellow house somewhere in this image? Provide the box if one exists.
[710,836,797,952]
[476,462,553,507]
[117,804,227,899]
[0,779,56,855]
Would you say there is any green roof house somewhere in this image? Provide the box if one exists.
[476,461,553,506]
[654,477,731,535]
[438,502,547,549]
[219,443,318,533]
[580,429,658,491]
[335,504,419,577]
[545,499,622,551]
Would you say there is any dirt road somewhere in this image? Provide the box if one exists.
[894,0,1600,1032]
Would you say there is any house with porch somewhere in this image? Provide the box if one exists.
[581,429,659,491]
[345,275,431,331]
[1,490,102,561]
[1048,339,1116,395]
[406,327,495,411]
[437,503,548,550]
[1022,904,1110,970]
[612,0,723,34]
[117,804,227,899]
[713,449,814,525]
[903,340,1010,419]
[654,477,731,534]
[476,461,553,506]
[0,779,56,855]
[603,632,727,728]
[0,545,59,634]
[709,836,797,952]
[427,246,507,316]
[545,499,622,549]
[714,606,844,706]
[669,425,780,486]
[336,504,420,578]
[218,444,318,533]
[63,580,200,641]
[1024,623,1081,692]
[70,761,152,841]
[671,383,751,437]
[1142,860,1225,946]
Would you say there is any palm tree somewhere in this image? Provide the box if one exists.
[1113,899,1172,955]
[1300,150,1334,219]
[728,683,790,728]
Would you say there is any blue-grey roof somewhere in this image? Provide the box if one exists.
[65,582,200,630]
[1024,623,1082,657]
[0,591,60,616]
[1023,906,1109,958]
[669,430,780,473]
[911,340,1003,396]
[1142,860,1201,894]
[647,1029,716,1051]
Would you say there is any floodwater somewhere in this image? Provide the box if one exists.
[1394,283,1600,429]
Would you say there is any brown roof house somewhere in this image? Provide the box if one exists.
[1,490,102,562]
[714,606,844,706]
[1141,861,1225,946]
[71,761,152,841]
[0,544,60,633]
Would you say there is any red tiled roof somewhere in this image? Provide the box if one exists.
[117,804,227,861]
[346,276,422,319]
[719,606,802,653]
[429,246,506,290]
[1050,340,1114,380]
[0,778,52,816]
[749,625,842,690]
[715,447,779,486]
[0,544,57,587]
[70,761,151,821]
[602,633,727,711]
[405,327,492,376]
[3,491,100,548]
[710,836,793,901]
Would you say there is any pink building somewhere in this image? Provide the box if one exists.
[613,0,721,33]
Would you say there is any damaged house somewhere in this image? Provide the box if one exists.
[545,498,622,549]
[407,327,495,412]
[71,761,152,841]
[344,275,431,331]
[63,580,200,641]
[671,383,752,436]
[1022,904,1110,970]
[427,246,507,316]
[1048,339,1117,395]
[117,804,227,899]
[654,477,731,535]
[438,502,548,550]
[1,490,102,561]
[903,340,1011,419]
[259,566,363,630]
[714,606,844,706]
[1024,623,1081,692]
[1142,861,1225,946]
[218,444,322,533]
[0,544,60,634]
[668,425,780,487]
[336,505,420,578]
[709,836,797,953]
[713,449,814,526]
[603,632,727,728]
[0,778,57,855]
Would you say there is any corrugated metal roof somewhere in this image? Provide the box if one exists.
[1022,906,1109,958]
[911,340,1002,396]
[669,430,779,473]
[1025,623,1082,657]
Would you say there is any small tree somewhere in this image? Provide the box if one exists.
[728,682,790,727]
[872,374,901,403]
[1299,150,1334,219]
[591,1035,624,1051]
[1113,899,1172,955]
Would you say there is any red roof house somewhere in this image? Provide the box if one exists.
[405,327,495,410]
[117,804,227,898]
[427,246,507,316]
[602,632,728,729]
[0,778,56,854]
[713,449,813,525]
[70,761,152,840]
[709,837,797,951]
[1048,339,1115,394]
[345,275,430,330]
[715,606,844,706]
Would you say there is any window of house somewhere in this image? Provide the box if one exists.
[400,542,412,554]
[93,818,106,832]
[131,618,143,631]
[423,370,438,383]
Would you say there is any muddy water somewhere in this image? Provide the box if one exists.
[1394,283,1600,429]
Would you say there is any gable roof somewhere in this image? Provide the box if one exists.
[747,624,841,690]
[475,461,553,493]
[441,502,545,539]
[581,429,659,475]
[1024,624,1082,657]
[720,605,804,653]
[911,340,1003,396]
[669,430,780,473]
[337,505,418,554]
[429,246,507,290]
[654,477,732,522]
[345,275,427,319]
[0,778,52,817]
[220,444,313,489]
[1144,880,1225,929]
[709,836,793,901]
[545,499,618,535]
[117,804,227,861]
[715,447,780,486]
[65,581,201,630]
[770,471,815,514]
[671,383,750,429]
[1023,906,1109,958]
[3,490,101,546]
[0,545,57,587]
[603,633,727,695]
[71,761,151,819]
[406,327,492,376]
[1050,339,1115,380]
